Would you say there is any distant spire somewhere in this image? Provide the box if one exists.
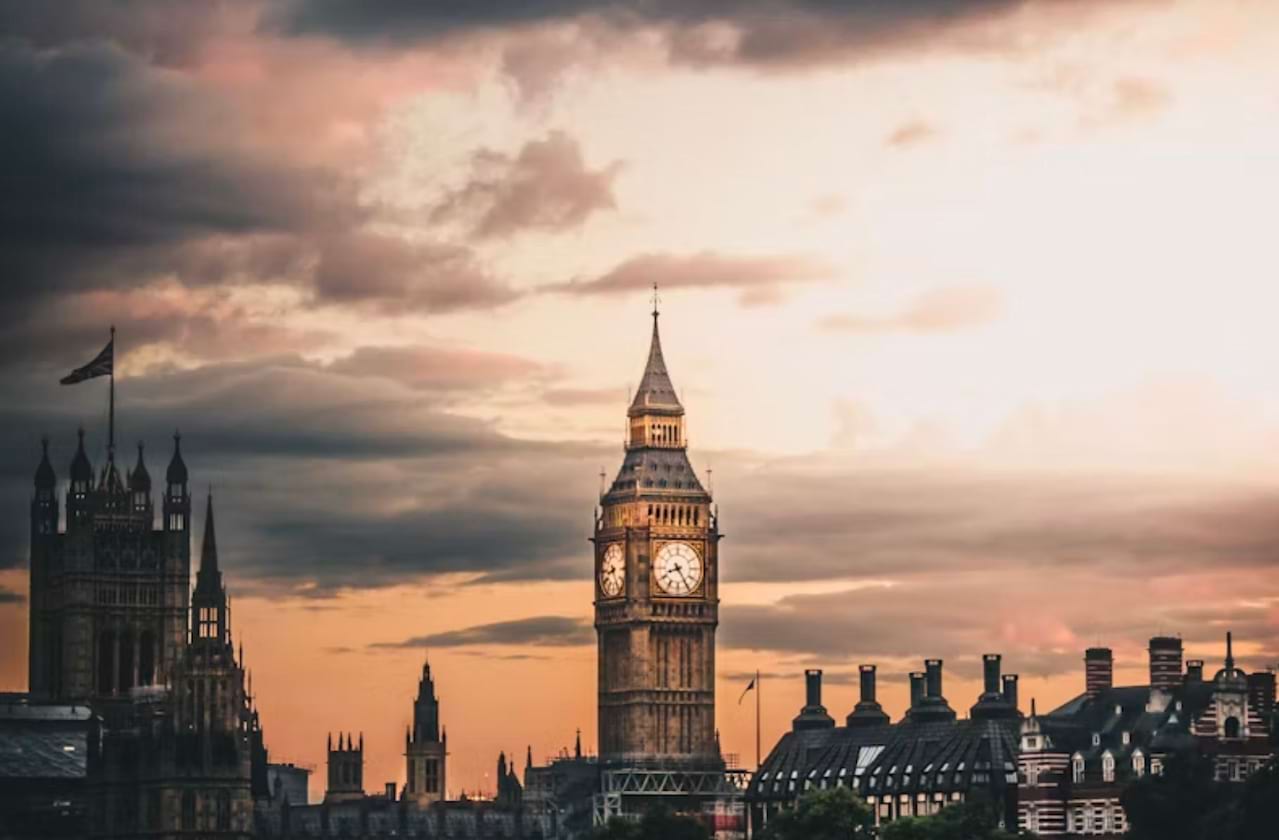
[1226,631,1235,670]
[526,745,533,770]
[166,431,188,486]
[574,728,582,759]
[35,436,56,489]
[628,292,683,415]
[201,491,218,573]
[70,428,92,484]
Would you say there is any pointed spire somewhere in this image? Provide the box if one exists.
[70,428,92,484]
[166,431,188,486]
[201,491,218,573]
[574,728,582,759]
[129,441,151,491]
[35,436,56,489]
[1226,631,1235,670]
[526,745,533,770]
[628,292,682,416]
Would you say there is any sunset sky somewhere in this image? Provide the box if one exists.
[3,0,1279,801]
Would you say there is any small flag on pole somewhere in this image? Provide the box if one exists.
[738,677,756,705]
[60,337,114,385]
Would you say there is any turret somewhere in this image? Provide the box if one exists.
[164,432,190,531]
[32,438,58,536]
[129,442,151,514]
[191,493,228,645]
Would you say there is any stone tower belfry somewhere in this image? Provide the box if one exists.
[403,659,447,804]
[594,300,722,769]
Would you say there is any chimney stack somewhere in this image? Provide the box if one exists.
[1085,647,1113,699]
[1149,637,1183,691]
[846,664,890,728]
[860,664,878,705]
[1185,660,1204,683]
[792,669,835,731]
[909,672,926,709]
[925,659,944,700]
[1002,674,1020,713]
[983,654,1002,696]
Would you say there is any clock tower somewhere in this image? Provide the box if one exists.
[594,302,722,769]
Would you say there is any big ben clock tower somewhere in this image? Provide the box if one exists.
[594,299,722,771]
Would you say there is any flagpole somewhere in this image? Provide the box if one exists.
[755,668,761,771]
[108,325,116,460]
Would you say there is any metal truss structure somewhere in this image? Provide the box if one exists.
[593,767,750,825]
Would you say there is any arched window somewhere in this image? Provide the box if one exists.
[1132,751,1145,778]
[1224,717,1241,738]
[1102,752,1115,783]
[1072,754,1085,784]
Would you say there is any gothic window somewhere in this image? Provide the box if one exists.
[424,759,439,793]
[1072,754,1085,784]
[1132,751,1145,778]
[181,791,196,830]
[1102,752,1115,783]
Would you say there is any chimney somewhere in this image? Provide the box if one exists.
[806,669,822,708]
[792,669,835,731]
[1085,647,1113,699]
[909,672,926,709]
[925,659,944,700]
[1002,674,1020,713]
[983,654,1002,696]
[847,665,890,728]
[1149,637,1183,691]
[1185,660,1204,683]
[860,664,878,705]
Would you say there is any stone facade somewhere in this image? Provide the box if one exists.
[1017,633,1277,837]
[28,434,192,703]
[594,310,721,768]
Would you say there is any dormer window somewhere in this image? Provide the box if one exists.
[1133,751,1145,778]
[1102,752,1116,783]
[1072,754,1085,784]
[1092,733,1101,747]
[1121,731,1130,746]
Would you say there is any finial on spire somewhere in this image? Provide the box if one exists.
[651,282,660,319]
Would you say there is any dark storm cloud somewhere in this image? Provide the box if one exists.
[0,42,339,299]
[431,132,622,239]
[549,252,834,306]
[269,1,1131,70]
[0,0,255,64]
[0,356,607,586]
[372,616,592,649]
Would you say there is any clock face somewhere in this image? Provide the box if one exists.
[599,543,625,598]
[654,542,703,596]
